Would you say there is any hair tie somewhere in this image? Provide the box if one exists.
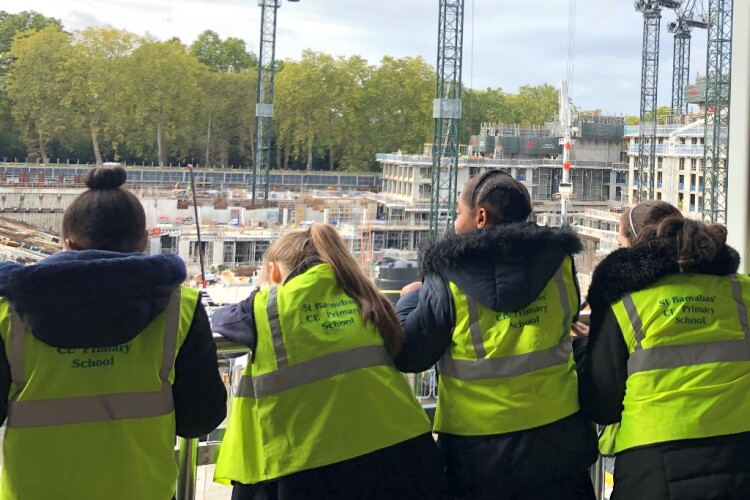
[629,207,638,237]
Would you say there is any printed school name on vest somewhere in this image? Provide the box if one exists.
[56,344,132,369]
[302,298,360,331]
[496,293,548,328]
[659,294,717,326]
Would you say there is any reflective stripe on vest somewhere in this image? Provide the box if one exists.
[237,286,393,398]
[434,258,581,436]
[439,268,572,380]
[623,275,750,376]
[610,273,750,453]
[5,288,181,428]
[215,264,431,485]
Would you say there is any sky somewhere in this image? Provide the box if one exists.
[9,0,708,117]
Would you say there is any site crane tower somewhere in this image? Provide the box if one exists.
[634,0,681,203]
[702,0,733,224]
[668,1,708,114]
[252,0,300,206]
[429,0,464,238]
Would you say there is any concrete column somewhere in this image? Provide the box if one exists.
[212,240,224,266]
[727,0,750,272]
[149,237,161,256]
[178,239,191,262]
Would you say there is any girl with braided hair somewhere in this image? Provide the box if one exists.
[396,169,597,499]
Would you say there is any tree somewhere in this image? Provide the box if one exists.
[7,25,73,163]
[66,27,138,165]
[275,51,330,171]
[505,84,559,126]
[0,10,62,73]
[0,11,61,160]
[365,56,435,158]
[190,30,256,73]
[198,70,256,167]
[119,40,203,166]
[461,87,508,144]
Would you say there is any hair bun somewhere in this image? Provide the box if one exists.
[85,166,127,190]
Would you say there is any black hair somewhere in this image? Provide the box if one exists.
[620,200,681,245]
[630,201,729,272]
[62,167,146,253]
[461,169,532,224]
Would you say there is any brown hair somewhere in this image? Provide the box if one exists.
[623,200,728,272]
[265,224,403,357]
[63,166,146,253]
[461,169,532,224]
[620,200,681,244]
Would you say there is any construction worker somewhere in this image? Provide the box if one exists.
[0,166,227,499]
[397,169,597,499]
[212,223,448,499]
[576,200,750,498]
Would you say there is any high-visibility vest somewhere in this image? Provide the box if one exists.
[607,273,750,454]
[435,256,580,435]
[0,285,198,500]
[214,264,431,485]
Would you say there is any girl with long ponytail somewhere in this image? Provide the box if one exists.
[212,224,448,500]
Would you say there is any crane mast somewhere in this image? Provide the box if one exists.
[252,0,299,205]
[429,0,464,238]
[634,1,681,203]
[668,1,708,114]
[702,0,733,224]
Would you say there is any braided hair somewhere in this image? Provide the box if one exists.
[460,169,532,224]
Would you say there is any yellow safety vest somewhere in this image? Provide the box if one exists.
[607,273,750,454]
[0,286,198,500]
[435,256,580,435]
[215,264,431,485]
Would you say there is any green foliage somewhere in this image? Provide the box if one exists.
[7,25,73,163]
[0,10,61,72]
[190,30,256,73]
[0,13,574,171]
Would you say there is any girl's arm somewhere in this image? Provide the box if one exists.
[211,289,259,351]
[393,274,455,373]
[574,305,629,425]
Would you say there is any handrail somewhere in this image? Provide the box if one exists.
[177,332,608,500]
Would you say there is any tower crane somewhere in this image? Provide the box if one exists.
[667,1,707,114]
[252,0,300,206]
[702,0,733,224]
[634,0,681,203]
[429,0,465,238]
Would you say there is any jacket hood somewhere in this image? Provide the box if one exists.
[419,222,583,312]
[586,238,740,311]
[0,250,187,348]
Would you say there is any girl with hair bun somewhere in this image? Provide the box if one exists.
[396,169,597,499]
[212,223,448,499]
[0,166,227,499]
[576,200,750,498]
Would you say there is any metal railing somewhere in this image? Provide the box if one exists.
[177,332,610,500]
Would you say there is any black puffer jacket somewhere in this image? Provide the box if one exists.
[576,238,750,500]
[395,223,598,499]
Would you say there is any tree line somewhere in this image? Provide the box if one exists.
[0,10,561,172]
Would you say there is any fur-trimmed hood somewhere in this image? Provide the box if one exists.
[419,222,583,312]
[586,238,740,311]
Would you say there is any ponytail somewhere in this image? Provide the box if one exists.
[634,214,728,272]
[265,224,403,357]
[309,224,403,357]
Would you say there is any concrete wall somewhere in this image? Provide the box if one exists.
[571,138,622,163]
